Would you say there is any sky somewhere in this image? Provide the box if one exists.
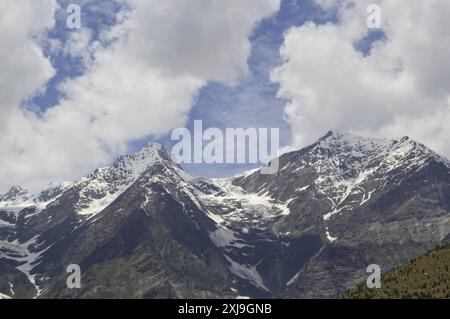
[1,0,450,192]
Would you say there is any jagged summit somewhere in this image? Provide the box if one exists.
[35,181,73,203]
[283,130,449,173]
[112,142,168,169]
[80,142,170,189]
[317,130,449,168]
[74,142,174,216]
[234,129,450,240]
[130,141,169,160]
[0,186,31,205]
[0,182,73,209]
[0,142,171,214]
[1,185,29,197]
[322,128,413,143]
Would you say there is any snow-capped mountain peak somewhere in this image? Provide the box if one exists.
[313,130,449,173]
[35,181,73,203]
[290,131,448,222]
[74,142,170,216]
[110,142,168,173]
[231,130,450,243]
[0,143,171,216]
[0,182,73,211]
[0,186,31,208]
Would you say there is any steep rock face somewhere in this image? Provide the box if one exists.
[196,177,322,297]
[0,144,235,299]
[231,131,450,298]
[42,160,235,298]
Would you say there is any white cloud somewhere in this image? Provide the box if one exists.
[0,0,57,127]
[0,0,280,192]
[63,27,94,65]
[272,0,450,157]
[123,0,281,83]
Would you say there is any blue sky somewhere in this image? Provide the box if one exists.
[25,0,338,178]
[24,0,126,113]
[177,0,335,177]
[19,0,385,180]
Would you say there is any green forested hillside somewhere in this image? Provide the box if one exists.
[344,244,450,299]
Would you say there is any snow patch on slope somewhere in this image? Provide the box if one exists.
[225,255,269,292]
[210,226,249,249]
[0,293,11,299]
[202,178,291,220]
[286,271,301,286]
[0,182,72,216]
[325,226,337,242]
[0,236,51,298]
[313,132,444,226]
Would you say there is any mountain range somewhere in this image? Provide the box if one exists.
[1,130,450,299]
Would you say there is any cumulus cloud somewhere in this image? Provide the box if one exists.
[272,0,450,156]
[0,0,57,127]
[62,27,94,64]
[0,0,280,192]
